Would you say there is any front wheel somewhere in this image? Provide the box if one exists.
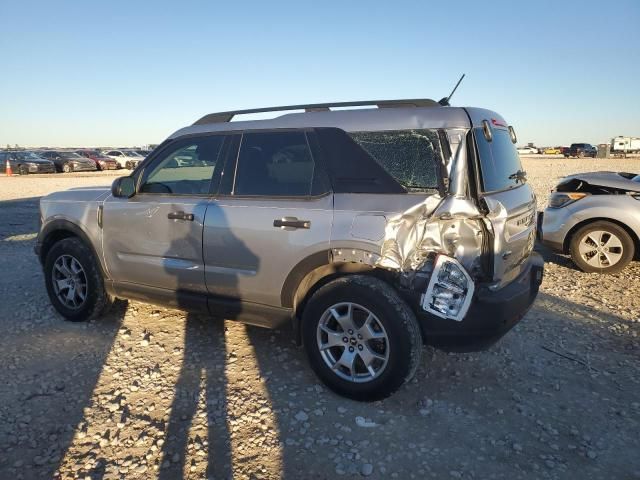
[44,237,114,321]
[570,221,634,274]
[18,165,29,175]
[302,275,422,401]
[62,163,72,173]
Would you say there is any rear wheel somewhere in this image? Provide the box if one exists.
[302,275,422,401]
[62,163,72,173]
[44,237,114,321]
[570,221,634,274]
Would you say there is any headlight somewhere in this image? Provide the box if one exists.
[548,192,587,209]
[421,255,474,321]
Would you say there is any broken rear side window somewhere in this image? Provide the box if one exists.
[349,130,442,191]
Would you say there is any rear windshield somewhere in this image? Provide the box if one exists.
[349,130,441,191]
[475,127,524,192]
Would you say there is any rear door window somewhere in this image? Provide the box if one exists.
[233,131,317,196]
[475,127,524,192]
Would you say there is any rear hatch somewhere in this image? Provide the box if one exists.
[472,119,537,287]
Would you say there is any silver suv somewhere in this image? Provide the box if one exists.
[36,99,543,400]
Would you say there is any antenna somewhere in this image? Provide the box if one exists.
[438,74,466,106]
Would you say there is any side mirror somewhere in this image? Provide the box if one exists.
[508,125,518,144]
[112,176,136,198]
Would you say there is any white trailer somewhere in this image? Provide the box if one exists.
[611,136,640,153]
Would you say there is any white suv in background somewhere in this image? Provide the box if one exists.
[103,149,144,169]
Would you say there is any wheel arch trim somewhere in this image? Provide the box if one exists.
[37,219,109,279]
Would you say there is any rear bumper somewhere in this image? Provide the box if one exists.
[417,252,544,352]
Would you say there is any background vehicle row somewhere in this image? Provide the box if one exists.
[1,148,150,174]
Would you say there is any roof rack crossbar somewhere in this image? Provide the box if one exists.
[193,98,439,125]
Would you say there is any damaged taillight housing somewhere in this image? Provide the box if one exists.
[421,255,474,321]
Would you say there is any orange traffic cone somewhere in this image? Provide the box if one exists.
[5,159,12,176]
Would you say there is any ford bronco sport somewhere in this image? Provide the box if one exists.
[36,99,543,400]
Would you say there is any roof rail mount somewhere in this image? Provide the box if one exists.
[193,98,440,125]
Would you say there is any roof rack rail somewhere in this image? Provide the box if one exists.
[193,98,439,125]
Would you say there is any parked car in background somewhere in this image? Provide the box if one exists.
[564,143,597,158]
[39,151,98,173]
[544,147,562,155]
[0,150,56,174]
[541,171,640,273]
[103,149,142,169]
[135,149,152,157]
[121,150,145,169]
[517,146,538,154]
[76,150,118,170]
[35,99,543,400]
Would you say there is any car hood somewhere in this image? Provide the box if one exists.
[24,158,53,164]
[561,171,640,192]
[42,187,112,203]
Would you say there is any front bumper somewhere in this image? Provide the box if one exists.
[539,207,579,253]
[416,252,544,352]
[72,163,98,172]
[28,164,56,173]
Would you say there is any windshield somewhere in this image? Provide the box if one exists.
[16,152,45,160]
[632,175,640,182]
[348,129,442,191]
[62,152,83,159]
[125,151,142,157]
[475,127,524,192]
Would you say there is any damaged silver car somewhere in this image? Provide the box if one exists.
[35,99,543,400]
[541,171,640,274]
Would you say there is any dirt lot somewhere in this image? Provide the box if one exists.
[0,158,638,480]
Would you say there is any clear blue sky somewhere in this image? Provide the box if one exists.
[1,0,638,147]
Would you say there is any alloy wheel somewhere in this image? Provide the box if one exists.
[52,254,88,309]
[316,302,390,383]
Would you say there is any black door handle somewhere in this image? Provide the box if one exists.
[273,217,311,229]
[168,211,194,221]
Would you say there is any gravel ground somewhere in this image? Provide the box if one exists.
[0,158,638,480]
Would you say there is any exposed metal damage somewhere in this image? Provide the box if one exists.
[555,171,640,195]
[368,131,486,321]
[375,131,485,276]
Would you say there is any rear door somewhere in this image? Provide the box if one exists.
[203,130,333,308]
[102,134,228,294]
[473,123,537,286]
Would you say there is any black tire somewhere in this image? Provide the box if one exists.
[62,163,72,173]
[44,237,114,321]
[301,275,422,401]
[569,221,634,274]
[18,164,29,175]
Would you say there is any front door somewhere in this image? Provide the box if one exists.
[102,134,229,294]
